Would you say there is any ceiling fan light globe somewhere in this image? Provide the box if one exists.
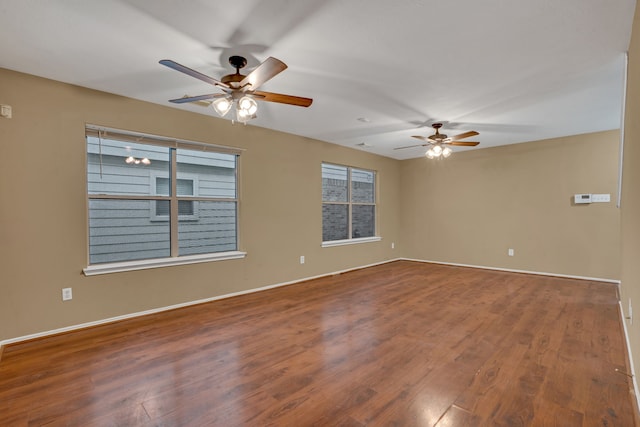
[213,97,233,116]
[236,108,257,123]
[442,147,452,157]
[432,145,443,155]
[238,96,258,115]
[236,110,249,123]
[426,149,435,159]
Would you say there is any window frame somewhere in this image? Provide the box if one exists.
[150,172,200,222]
[83,125,246,275]
[321,162,380,246]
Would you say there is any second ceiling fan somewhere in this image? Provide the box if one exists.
[160,55,313,123]
[395,123,480,158]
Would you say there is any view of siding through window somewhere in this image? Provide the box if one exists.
[322,163,376,242]
[154,177,195,217]
[87,135,238,264]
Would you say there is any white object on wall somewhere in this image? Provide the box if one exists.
[0,104,11,118]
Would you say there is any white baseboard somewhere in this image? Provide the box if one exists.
[401,257,621,284]
[1,258,401,347]
[619,301,640,416]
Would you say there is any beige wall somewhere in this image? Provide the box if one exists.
[620,3,640,396]
[0,68,402,341]
[400,131,621,280]
[0,64,625,343]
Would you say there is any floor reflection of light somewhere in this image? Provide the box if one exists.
[139,340,241,424]
[320,292,378,375]
[413,393,442,426]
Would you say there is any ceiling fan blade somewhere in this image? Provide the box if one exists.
[394,143,428,150]
[194,100,213,107]
[411,135,431,142]
[168,93,224,104]
[253,91,313,107]
[449,130,479,141]
[160,59,230,89]
[239,57,287,90]
[447,141,480,146]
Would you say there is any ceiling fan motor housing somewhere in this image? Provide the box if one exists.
[221,56,249,87]
[429,123,447,141]
[221,73,245,86]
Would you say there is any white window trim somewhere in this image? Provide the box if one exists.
[322,236,382,247]
[83,251,247,276]
[86,124,245,156]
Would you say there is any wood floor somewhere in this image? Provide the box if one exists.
[0,261,637,426]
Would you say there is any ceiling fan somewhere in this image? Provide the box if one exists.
[395,123,479,158]
[160,55,313,123]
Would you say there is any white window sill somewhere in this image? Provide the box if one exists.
[83,251,247,276]
[322,236,382,248]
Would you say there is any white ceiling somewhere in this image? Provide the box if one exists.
[0,0,636,159]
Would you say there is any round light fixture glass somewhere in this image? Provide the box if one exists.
[212,97,233,116]
[238,96,258,115]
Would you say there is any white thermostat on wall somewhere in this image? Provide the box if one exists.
[574,194,592,204]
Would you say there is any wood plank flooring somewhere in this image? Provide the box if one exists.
[0,261,637,426]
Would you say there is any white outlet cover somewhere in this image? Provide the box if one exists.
[0,105,11,118]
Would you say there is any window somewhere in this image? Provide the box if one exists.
[85,126,241,268]
[151,175,198,220]
[322,163,377,243]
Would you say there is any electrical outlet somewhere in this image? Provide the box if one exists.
[300,255,305,264]
[0,104,12,119]
[508,248,514,257]
[391,242,395,249]
[62,288,73,301]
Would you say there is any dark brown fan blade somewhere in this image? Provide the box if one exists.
[253,91,313,107]
[160,60,230,89]
[394,143,428,150]
[239,57,287,90]
[449,130,479,141]
[447,141,480,146]
[168,93,224,104]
